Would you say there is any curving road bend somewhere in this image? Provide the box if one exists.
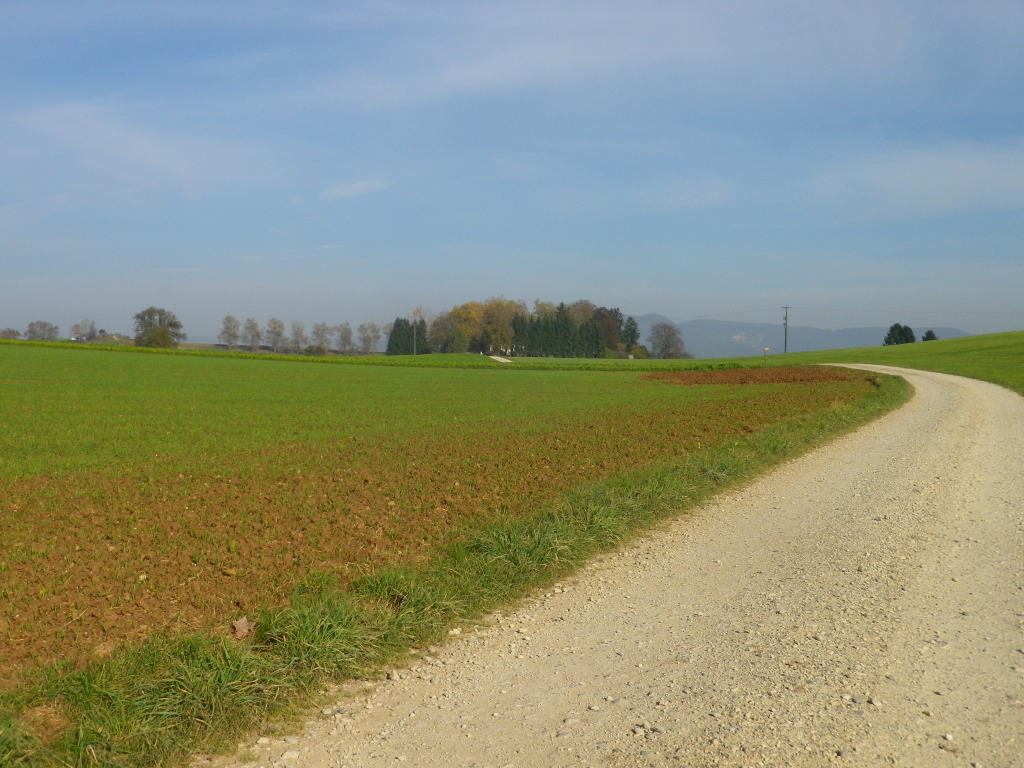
[214,366,1024,768]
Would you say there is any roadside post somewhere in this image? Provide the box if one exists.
[763,346,770,367]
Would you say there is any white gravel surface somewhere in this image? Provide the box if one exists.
[211,365,1024,768]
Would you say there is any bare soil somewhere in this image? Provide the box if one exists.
[214,365,1023,768]
[642,366,863,386]
[1,378,872,686]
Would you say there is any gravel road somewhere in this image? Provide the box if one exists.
[215,366,1024,768]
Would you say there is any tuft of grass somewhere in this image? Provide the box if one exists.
[255,593,382,682]
[1,715,38,766]
[35,635,290,768]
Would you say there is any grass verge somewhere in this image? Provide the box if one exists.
[0,372,909,768]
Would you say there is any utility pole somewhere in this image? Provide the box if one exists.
[782,306,791,354]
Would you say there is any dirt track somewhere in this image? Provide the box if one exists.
[216,365,1024,768]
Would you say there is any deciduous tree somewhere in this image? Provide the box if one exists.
[448,301,485,350]
[289,321,308,353]
[311,322,332,354]
[242,318,262,351]
[482,297,526,354]
[567,299,596,326]
[357,322,381,354]
[0,328,21,339]
[335,322,353,354]
[132,308,184,348]
[922,329,938,341]
[218,315,241,349]
[428,312,454,352]
[591,306,624,351]
[265,317,286,352]
[532,299,557,318]
[26,321,60,341]
[647,321,691,359]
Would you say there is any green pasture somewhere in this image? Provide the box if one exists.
[379,330,1024,393]
[6,329,1020,388]
[773,330,1024,395]
[0,344,746,480]
[509,330,1024,393]
[0,331,1017,480]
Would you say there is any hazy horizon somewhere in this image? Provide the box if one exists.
[0,303,997,346]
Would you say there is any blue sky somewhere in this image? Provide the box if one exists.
[2,0,1022,339]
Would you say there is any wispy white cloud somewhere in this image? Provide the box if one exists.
[320,178,390,200]
[7,101,272,198]
[810,138,1024,217]
[297,0,1024,109]
[6,0,1022,115]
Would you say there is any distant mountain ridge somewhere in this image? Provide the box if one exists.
[632,314,969,359]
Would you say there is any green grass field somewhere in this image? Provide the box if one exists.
[0,330,1018,768]
[506,330,1024,393]
[774,330,1024,395]
[9,330,1020,387]
[0,344,724,478]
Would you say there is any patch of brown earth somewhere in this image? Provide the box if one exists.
[642,365,862,386]
[19,704,70,745]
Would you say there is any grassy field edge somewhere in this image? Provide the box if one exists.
[758,331,1024,396]
[4,331,1019,386]
[0,339,743,372]
[0,372,910,768]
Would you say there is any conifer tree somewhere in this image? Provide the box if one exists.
[883,323,916,345]
[622,316,640,352]
[386,317,412,355]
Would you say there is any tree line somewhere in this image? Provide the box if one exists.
[1,309,385,354]
[1,321,62,341]
[2,302,694,360]
[0,319,113,342]
[217,316,382,355]
[385,298,691,359]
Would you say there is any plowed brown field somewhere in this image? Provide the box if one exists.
[0,363,872,686]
